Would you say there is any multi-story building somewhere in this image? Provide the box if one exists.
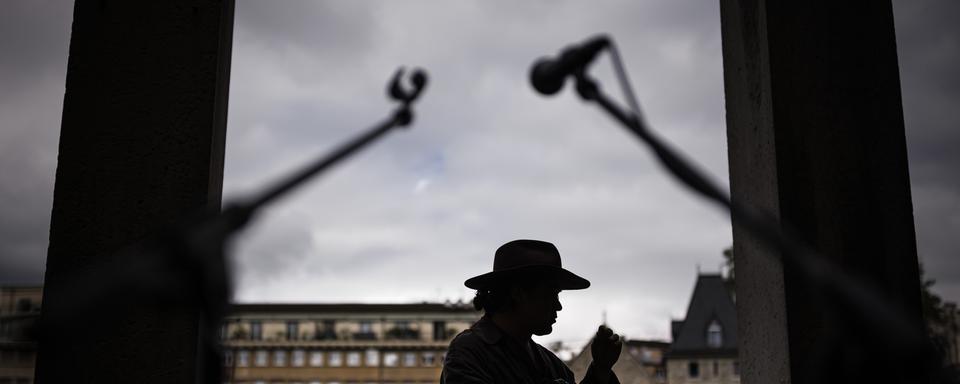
[222,302,481,384]
[568,337,669,384]
[666,274,739,384]
[0,285,42,384]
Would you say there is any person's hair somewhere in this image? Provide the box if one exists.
[471,270,553,315]
[472,288,512,314]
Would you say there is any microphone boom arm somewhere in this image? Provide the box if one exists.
[39,67,430,384]
[554,44,932,366]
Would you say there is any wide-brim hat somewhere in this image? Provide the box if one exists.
[464,239,590,290]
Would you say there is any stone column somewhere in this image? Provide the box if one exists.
[35,1,233,382]
[720,1,925,383]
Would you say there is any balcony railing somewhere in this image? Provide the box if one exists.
[385,328,420,340]
[352,332,377,340]
[313,330,337,341]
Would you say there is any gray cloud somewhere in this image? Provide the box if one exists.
[0,0,956,349]
[223,0,734,344]
[223,0,960,346]
[0,1,72,102]
[0,0,71,283]
[892,0,960,300]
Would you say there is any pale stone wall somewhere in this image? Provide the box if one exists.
[0,286,42,384]
[222,306,480,383]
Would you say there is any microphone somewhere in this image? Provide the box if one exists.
[530,35,611,96]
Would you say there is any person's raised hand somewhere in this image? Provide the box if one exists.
[590,324,622,371]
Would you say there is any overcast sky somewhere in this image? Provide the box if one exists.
[1,1,957,350]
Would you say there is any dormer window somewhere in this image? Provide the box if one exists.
[707,319,723,348]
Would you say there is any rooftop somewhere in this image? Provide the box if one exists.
[668,274,738,357]
[228,302,476,315]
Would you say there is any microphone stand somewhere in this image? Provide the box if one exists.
[566,50,939,379]
[40,68,428,384]
[193,67,427,383]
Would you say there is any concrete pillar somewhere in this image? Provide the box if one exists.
[719,1,925,383]
[35,1,233,382]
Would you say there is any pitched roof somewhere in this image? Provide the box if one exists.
[668,274,737,357]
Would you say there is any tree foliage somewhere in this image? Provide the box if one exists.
[722,246,734,283]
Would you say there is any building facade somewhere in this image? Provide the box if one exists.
[222,302,481,384]
[666,274,739,384]
[0,285,42,384]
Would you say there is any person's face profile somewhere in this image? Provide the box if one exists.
[514,281,563,336]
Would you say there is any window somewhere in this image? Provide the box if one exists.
[347,351,362,367]
[359,321,373,334]
[237,350,250,367]
[309,351,324,367]
[287,321,299,340]
[328,351,343,367]
[355,320,376,340]
[366,349,380,366]
[388,320,418,340]
[316,319,336,340]
[403,352,417,367]
[384,352,399,367]
[223,350,234,366]
[255,350,269,367]
[641,348,655,363]
[251,321,263,341]
[706,320,723,348]
[274,350,287,366]
[422,352,436,366]
[292,349,306,367]
[655,366,666,379]
[688,361,700,378]
[433,321,447,340]
[16,298,32,312]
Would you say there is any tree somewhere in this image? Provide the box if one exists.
[722,246,959,374]
[920,262,960,370]
[722,246,734,283]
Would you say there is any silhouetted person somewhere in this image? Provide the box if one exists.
[441,239,622,384]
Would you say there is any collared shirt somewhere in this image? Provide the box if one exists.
[441,316,619,384]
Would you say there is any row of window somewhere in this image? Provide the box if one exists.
[228,321,450,342]
[232,381,428,384]
[687,360,739,378]
[0,350,34,364]
[0,378,32,384]
[227,349,443,368]
[0,377,31,384]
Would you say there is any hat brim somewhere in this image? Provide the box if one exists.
[464,265,590,290]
